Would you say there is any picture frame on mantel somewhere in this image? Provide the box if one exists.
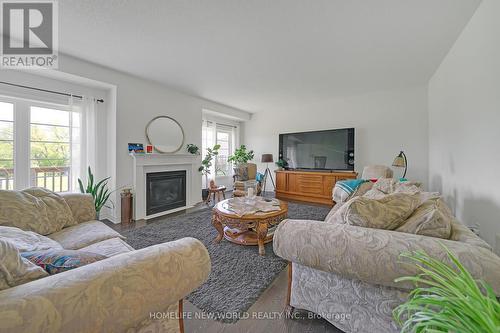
[128,143,144,154]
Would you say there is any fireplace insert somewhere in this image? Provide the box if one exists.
[146,170,186,215]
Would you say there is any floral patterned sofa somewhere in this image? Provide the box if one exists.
[273,178,500,333]
[0,189,211,333]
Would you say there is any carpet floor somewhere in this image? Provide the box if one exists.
[122,200,331,323]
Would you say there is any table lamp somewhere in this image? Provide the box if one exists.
[392,151,408,179]
[261,153,275,192]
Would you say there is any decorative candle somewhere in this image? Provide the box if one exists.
[247,187,254,197]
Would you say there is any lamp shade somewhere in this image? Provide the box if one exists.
[392,156,406,167]
[261,154,274,163]
[392,151,408,179]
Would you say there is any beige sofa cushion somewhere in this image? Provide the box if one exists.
[450,220,492,250]
[363,178,424,200]
[60,193,96,224]
[0,239,48,290]
[79,238,134,257]
[331,193,420,230]
[325,203,342,223]
[0,226,62,252]
[395,198,452,239]
[22,187,75,229]
[0,190,52,235]
[48,221,125,250]
[0,189,77,235]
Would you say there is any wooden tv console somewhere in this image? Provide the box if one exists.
[275,170,357,206]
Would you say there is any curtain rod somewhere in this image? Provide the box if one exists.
[0,81,104,103]
[205,120,238,128]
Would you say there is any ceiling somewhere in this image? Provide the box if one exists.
[58,0,481,112]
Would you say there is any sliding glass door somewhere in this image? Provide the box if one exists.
[201,120,238,189]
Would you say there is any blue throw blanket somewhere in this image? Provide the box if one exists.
[336,179,367,197]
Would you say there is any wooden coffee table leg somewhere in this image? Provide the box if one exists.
[256,221,268,256]
[211,214,224,243]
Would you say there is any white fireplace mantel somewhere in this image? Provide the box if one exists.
[130,153,201,220]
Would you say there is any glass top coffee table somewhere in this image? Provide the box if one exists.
[211,197,288,255]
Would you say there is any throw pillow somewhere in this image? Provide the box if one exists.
[0,190,52,235]
[333,180,371,204]
[0,239,48,290]
[0,226,63,252]
[362,187,387,200]
[22,187,76,229]
[353,181,374,197]
[22,249,107,275]
[255,172,264,182]
[364,179,424,199]
[372,178,397,194]
[234,166,249,181]
[396,198,452,239]
[331,192,421,230]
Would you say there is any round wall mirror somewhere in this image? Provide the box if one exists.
[145,116,184,153]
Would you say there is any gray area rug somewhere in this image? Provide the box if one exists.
[122,200,330,323]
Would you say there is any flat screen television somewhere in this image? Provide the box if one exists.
[278,128,355,171]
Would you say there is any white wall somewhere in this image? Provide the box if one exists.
[54,55,250,222]
[244,85,429,190]
[2,55,249,222]
[428,0,500,249]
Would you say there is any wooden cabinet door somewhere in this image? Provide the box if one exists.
[295,174,323,195]
[323,175,336,196]
[276,172,288,191]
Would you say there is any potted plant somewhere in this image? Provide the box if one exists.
[393,245,500,332]
[78,166,114,219]
[275,158,288,170]
[186,143,200,155]
[198,144,221,200]
[227,145,254,165]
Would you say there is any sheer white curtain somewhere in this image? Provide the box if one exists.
[70,96,98,190]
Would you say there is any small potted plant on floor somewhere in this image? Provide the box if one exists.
[199,144,221,201]
[227,145,254,165]
[78,166,113,220]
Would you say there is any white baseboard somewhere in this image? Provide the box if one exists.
[100,211,119,224]
[143,205,194,220]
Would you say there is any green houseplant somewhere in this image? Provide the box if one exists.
[393,245,500,333]
[186,143,200,155]
[275,158,288,170]
[78,166,113,217]
[199,144,220,200]
[227,145,254,165]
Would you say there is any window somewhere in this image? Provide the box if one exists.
[0,102,14,190]
[201,120,237,181]
[215,128,232,176]
[30,106,80,192]
[0,96,82,193]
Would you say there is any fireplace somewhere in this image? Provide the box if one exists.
[146,171,186,216]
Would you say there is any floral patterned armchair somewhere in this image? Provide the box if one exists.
[232,163,262,196]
